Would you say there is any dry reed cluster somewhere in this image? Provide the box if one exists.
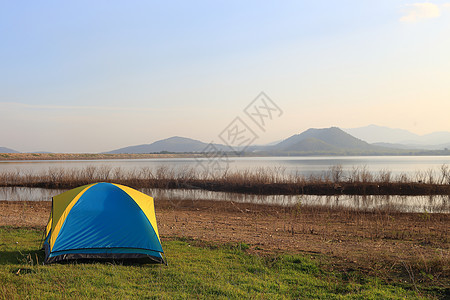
[0,164,449,195]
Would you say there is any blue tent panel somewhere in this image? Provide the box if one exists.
[44,183,164,264]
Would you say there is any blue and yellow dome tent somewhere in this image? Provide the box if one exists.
[43,182,165,264]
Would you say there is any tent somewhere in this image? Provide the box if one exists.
[43,182,165,264]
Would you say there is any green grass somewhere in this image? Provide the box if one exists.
[0,228,427,299]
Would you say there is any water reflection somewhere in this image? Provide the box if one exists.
[1,156,450,177]
[0,187,448,213]
[0,187,67,202]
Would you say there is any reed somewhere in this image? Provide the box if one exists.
[0,164,449,195]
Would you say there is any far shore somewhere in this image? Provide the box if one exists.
[2,152,450,161]
[0,153,202,161]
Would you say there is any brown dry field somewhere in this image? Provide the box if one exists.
[1,199,448,283]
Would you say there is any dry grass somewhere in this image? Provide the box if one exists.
[0,164,449,195]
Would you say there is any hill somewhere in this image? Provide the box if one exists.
[272,127,381,154]
[106,136,227,154]
[344,125,450,147]
[0,147,19,153]
[344,125,419,143]
[105,127,449,156]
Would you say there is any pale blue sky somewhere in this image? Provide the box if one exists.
[1,1,449,152]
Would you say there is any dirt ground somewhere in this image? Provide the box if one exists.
[1,199,448,282]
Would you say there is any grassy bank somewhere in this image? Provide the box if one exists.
[1,165,449,195]
[0,227,435,299]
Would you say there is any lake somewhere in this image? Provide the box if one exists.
[1,155,450,177]
[1,156,449,212]
[0,186,448,213]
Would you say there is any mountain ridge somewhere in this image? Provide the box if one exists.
[104,127,423,155]
[105,136,228,154]
[274,127,375,151]
[344,125,450,145]
[3,125,450,155]
[0,147,20,153]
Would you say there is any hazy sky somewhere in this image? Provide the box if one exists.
[1,1,449,153]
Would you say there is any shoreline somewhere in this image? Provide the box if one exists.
[2,179,450,196]
[0,153,202,161]
[2,152,450,161]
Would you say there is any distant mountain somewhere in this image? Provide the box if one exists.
[278,137,340,152]
[344,125,450,146]
[432,142,450,150]
[0,147,19,153]
[106,136,228,154]
[372,142,418,150]
[105,127,449,155]
[263,139,283,146]
[402,132,450,146]
[381,142,450,151]
[344,125,419,143]
[273,127,378,153]
[27,151,53,154]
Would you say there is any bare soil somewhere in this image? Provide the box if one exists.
[1,199,448,288]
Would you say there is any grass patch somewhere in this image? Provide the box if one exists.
[0,228,434,299]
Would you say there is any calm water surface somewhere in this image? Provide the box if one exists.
[1,156,450,177]
[1,156,449,213]
[0,187,448,213]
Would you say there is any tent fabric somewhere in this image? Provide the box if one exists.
[43,182,164,264]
